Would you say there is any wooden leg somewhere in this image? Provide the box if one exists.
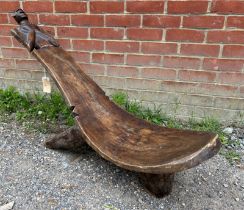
[139,173,174,197]
[44,126,86,152]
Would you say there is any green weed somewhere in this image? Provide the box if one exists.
[0,87,74,132]
[222,150,241,164]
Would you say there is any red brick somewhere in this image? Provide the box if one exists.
[94,76,126,89]
[127,29,162,41]
[79,63,105,75]
[39,26,55,36]
[166,29,205,42]
[241,86,244,94]
[127,55,161,66]
[227,16,244,29]
[143,15,180,28]
[106,41,139,53]
[0,1,20,12]
[107,66,139,78]
[15,59,43,70]
[162,81,238,97]
[142,43,177,55]
[141,68,176,80]
[92,53,124,64]
[211,1,244,14]
[0,25,15,36]
[207,31,244,44]
[91,28,124,40]
[57,27,88,38]
[126,1,164,13]
[90,1,124,13]
[57,39,71,49]
[69,51,90,63]
[168,1,208,14]
[24,14,38,25]
[183,16,224,29]
[71,15,104,26]
[4,69,31,80]
[2,48,29,59]
[23,1,53,13]
[180,44,219,57]
[0,36,12,47]
[0,14,8,24]
[0,58,15,69]
[106,15,140,27]
[214,97,244,110]
[161,81,199,93]
[163,56,201,69]
[12,37,24,48]
[219,72,244,84]
[72,40,104,51]
[55,1,86,13]
[39,14,70,25]
[223,45,244,58]
[203,58,244,72]
[179,70,216,82]
[126,78,161,91]
[198,83,238,96]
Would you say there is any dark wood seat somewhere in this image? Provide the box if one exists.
[11,12,221,196]
[32,46,220,174]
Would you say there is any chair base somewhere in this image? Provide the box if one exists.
[139,173,174,197]
[44,126,85,152]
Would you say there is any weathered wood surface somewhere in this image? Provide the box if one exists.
[11,10,221,175]
[45,126,86,152]
[12,32,221,174]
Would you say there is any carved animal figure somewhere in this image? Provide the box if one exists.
[12,9,59,51]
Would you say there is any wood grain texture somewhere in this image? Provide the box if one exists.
[11,28,221,174]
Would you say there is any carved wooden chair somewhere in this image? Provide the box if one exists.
[11,9,221,197]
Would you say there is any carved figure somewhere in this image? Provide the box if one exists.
[12,9,59,51]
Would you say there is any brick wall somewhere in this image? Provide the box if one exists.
[0,0,244,122]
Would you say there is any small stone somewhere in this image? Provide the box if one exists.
[38,111,43,115]
[0,201,15,210]
[235,198,240,202]
[223,184,228,188]
[182,203,186,207]
[223,127,233,134]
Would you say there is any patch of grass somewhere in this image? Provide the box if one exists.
[103,204,120,210]
[112,92,168,125]
[0,86,74,132]
[222,150,241,164]
[0,86,30,113]
[186,117,227,145]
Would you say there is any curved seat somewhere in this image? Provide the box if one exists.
[25,46,220,174]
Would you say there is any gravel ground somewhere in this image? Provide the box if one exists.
[0,121,244,210]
